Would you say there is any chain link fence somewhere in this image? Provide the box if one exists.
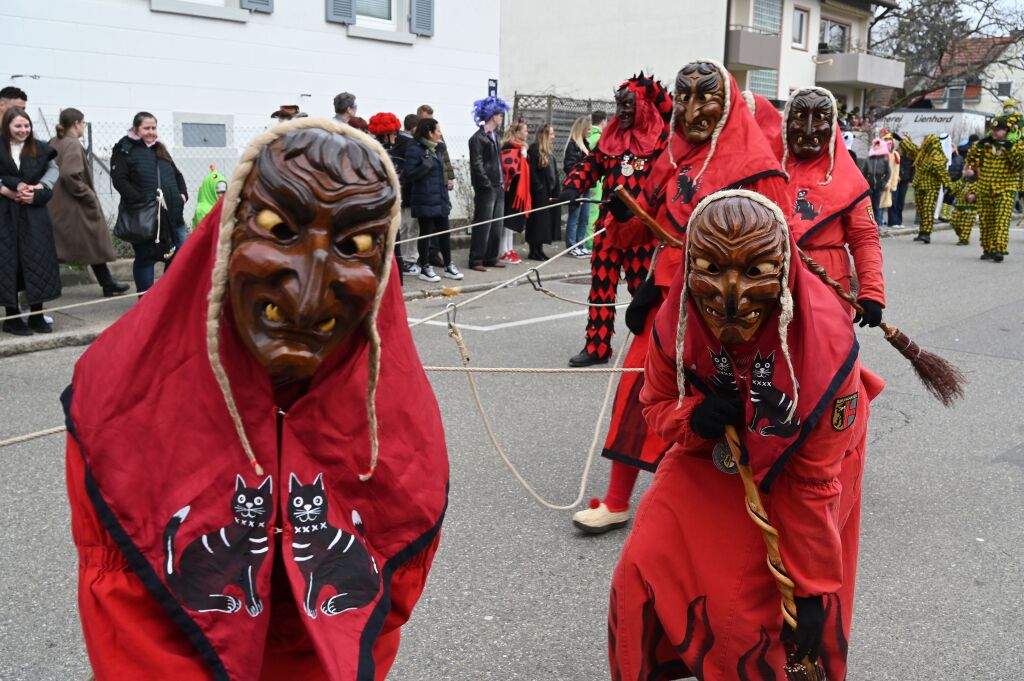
[512,93,616,158]
[79,122,473,258]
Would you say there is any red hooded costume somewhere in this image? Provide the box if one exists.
[781,87,885,308]
[64,121,448,681]
[600,61,790,473]
[609,190,883,680]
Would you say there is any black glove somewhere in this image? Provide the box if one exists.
[690,395,743,439]
[890,131,903,142]
[557,188,580,204]
[852,298,883,328]
[607,193,635,223]
[624,277,659,334]
[781,595,825,662]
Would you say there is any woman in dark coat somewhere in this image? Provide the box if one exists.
[526,124,560,260]
[110,111,188,293]
[48,107,129,298]
[0,107,62,335]
[404,117,463,282]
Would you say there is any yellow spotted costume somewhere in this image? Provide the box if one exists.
[900,135,951,236]
[949,175,979,244]
[966,132,1024,257]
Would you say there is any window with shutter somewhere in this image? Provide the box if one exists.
[240,0,272,12]
[410,0,434,36]
[325,0,357,25]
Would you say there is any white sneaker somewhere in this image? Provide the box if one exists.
[418,265,441,283]
[572,501,631,534]
[402,261,421,275]
[443,264,464,280]
[570,247,588,259]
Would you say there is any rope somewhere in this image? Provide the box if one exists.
[408,227,608,329]
[0,426,66,448]
[0,291,142,322]
[424,366,641,373]
[524,268,620,307]
[0,365,640,450]
[393,200,571,245]
[446,307,631,510]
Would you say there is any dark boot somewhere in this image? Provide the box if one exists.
[103,282,131,297]
[992,253,1004,263]
[980,251,992,260]
[919,232,931,244]
[27,305,52,333]
[913,232,925,241]
[2,307,32,336]
[568,349,609,368]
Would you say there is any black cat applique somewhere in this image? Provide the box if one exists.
[793,189,819,221]
[163,475,272,616]
[708,347,739,399]
[288,473,380,619]
[748,351,801,437]
[673,164,698,204]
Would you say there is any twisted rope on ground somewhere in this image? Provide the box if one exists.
[408,227,608,329]
[0,291,142,322]
[524,268,620,307]
[394,200,571,245]
[423,366,641,373]
[0,426,66,448]
[446,308,630,511]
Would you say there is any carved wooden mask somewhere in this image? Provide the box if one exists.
[614,88,637,131]
[674,62,725,144]
[228,129,395,383]
[787,90,833,161]
[687,196,785,344]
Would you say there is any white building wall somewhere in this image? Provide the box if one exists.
[778,0,820,96]
[2,0,499,149]
[499,0,727,100]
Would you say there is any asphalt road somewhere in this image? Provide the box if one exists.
[1,228,1022,680]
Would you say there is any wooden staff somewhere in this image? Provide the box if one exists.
[613,185,966,407]
[611,186,683,248]
[724,425,827,681]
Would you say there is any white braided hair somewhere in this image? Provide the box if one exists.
[668,57,732,182]
[779,86,839,186]
[207,117,401,480]
[674,189,798,421]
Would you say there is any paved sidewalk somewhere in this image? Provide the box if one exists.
[0,246,593,358]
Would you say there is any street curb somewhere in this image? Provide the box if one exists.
[0,330,101,358]
[879,224,952,238]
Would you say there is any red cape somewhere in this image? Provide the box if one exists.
[783,122,870,247]
[653,193,861,491]
[750,93,784,160]
[63,202,448,680]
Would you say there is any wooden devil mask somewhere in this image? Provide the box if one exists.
[687,194,785,344]
[226,126,397,383]
[674,61,726,144]
[786,89,834,161]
